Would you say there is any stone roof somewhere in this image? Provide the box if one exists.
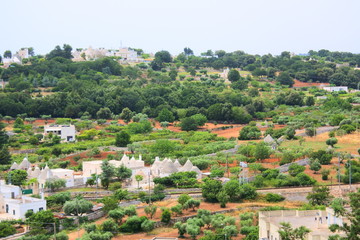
[18,157,31,170]
[263,134,275,144]
[38,165,51,180]
[10,162,18,170]
[190,166,202,175]
[31,166,41,178]
[180,160,194,172]
[161,160,178,174]
[173,159,181,168]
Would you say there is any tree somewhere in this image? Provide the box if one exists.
[202,179,223,202]
[232,107,252,124]
[180,117,198,131]
[157,108,175,123]
[114,165,132,182]
[306,186,332,206]
[0,222,16,238]
[278,222,311,240]
[178,194,191,205]
[100,160,115,189]
[5,170,27,187]
[288,164,306,177]
[174,221,187,238]
[190,114,207,126]
[305,96,315,106]
[305,127,317,137]
[101,196,119,213]
[238,126,261,140]
[228,69,240,82]
[52,147,62,157]
[45,178,66,192]
[161,208,171,223]
[184,47,194,56]
[0,146,11,164]
[217,190,229,208]
[4,50,12,59]
[46,44,73,59]
[329,189,360,240]
[171,204,183,216]
[0,123,9,147]
[135,175,144,189]
[28,210,57,235]
[101,219,118,233]
[120,108,133,123]
[144,205,157,219]
[310,150,332,165]
[63,198,93,216]
[321,169,330,180]
[109,208,125,224]
[183,199,201,211]
[46,192,71,208]
[277,72,294,87]
[115,131,131,147]
[96,107,112,119]
[141,219,155,232]
[223,180,241,201]
[310,159,321,173]
[326,138,338,148]
[254,142,272,161]
[151,51,172,70]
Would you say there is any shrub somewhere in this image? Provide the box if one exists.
[161,208,171,223]
[265,193,285,202]
[321,169,330,180]
[178,194,191,205]
[108,182,122,191]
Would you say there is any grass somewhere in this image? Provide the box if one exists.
[281,139,327,152]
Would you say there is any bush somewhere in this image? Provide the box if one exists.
[288,163,306,177]
[265,193,285,202]
[119,216,148,233]
[310,150,332,165]
[108,182,122,191]
[321,169,330,180]
[161,208,171,223]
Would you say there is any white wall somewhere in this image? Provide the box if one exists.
[4,197,46,220]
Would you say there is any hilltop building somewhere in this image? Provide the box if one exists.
[2,48,29,66]
[322,86,349,93]
[72,47,142,62]
[44,124,76,142]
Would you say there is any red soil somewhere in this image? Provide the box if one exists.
[293,79,330,88]
[59,151,117,167]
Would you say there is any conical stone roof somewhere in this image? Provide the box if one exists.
[180,159,194,172]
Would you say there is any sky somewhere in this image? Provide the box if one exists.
[1,0,360,56]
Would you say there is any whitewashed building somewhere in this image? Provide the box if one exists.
[82,154,202,189]
[44,124,76,142]
[322,86,349,92]
[0,181,46,220]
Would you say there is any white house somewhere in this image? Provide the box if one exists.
[322,86,349,92]
[0,181,46,220]
[44,124,76,142]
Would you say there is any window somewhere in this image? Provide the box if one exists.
[39,207,44,211]
[13,210,15,215]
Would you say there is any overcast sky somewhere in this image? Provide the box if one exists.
[2,0,359,56]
